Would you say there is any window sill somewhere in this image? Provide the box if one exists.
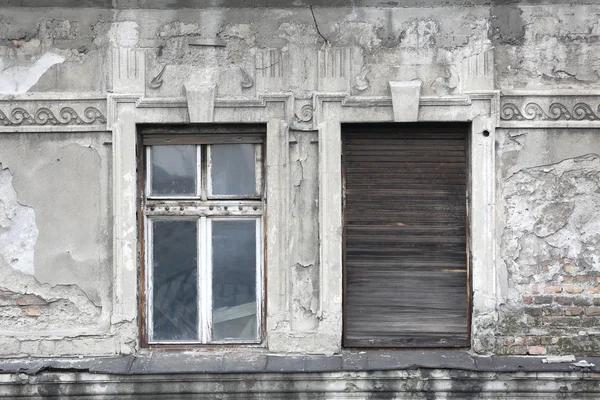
[1,351,597,375]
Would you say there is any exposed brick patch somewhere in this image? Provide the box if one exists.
[587,286,600,294]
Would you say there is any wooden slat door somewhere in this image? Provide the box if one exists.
[342,123,470,348]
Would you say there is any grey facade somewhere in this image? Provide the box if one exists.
[1,1,600,398]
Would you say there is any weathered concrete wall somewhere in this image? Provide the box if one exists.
[1,2,600,358]
[494,4,600,89]
[496,129,600,356]
[0,133,115,356]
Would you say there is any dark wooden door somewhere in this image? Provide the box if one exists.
[343,123,470,348]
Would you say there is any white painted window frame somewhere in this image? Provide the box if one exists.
[144,142,264,345]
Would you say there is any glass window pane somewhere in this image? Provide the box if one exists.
[151,145,196,196]
[152,220,198,341]
[211,219,257,341]
[210,144,256,196]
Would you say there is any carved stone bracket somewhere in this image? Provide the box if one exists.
[184,83,216,123]
[389,81,422,122]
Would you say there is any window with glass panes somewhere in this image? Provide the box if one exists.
[140,125,264,345]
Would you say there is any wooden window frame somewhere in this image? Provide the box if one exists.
[138,124,266,348]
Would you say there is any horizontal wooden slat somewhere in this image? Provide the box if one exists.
[343,124,469,348]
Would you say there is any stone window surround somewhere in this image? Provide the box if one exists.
[2,89,600,355]
[106,83,499,354]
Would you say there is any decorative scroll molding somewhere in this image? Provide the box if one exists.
[501,102,600,121]
[0,106,106,126]
[500,94,600,127]
[294,104,313,123]
[0,95,108,132]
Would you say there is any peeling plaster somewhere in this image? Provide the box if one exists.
[290,132,320,333]
[499,154,600,351]
[0,52,65,94]
[0,133,112,354]
[0,165,37,275]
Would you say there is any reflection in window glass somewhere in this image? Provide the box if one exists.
[152,220,198,341]
[211,219,257,341]
[210,144,256,196]
[151,145,196,196]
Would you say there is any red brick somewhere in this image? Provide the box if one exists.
[554,296,573,306]
[574,275,596,284]
[565,286,584,294]
[503,346,528,355]
[564,307,584,316]
[15,294,47,307]
[513,336,525,346]
[543,316,580,327]
[524,307,543,317]
[527,346,547,355]
[534,296,553,304]
[582,316,600,327]
[529,285,540,294]
[587,286,600,294]
[22,306,41,317]
[523,296,533,305]
[564,264,576,274]
[585,307,600,316]
[544,286,562,294]
[524,336,540,346]
[543,307,563,316]
[574,297,593,307]
[540,336,555,345]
